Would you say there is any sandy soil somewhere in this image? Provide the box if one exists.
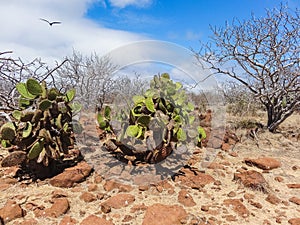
[0,113,299,225]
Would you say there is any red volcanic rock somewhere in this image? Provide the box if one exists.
[60,216,78,225]
[223,199,250,218]
[34,198,69,218]
[130,203,148,213]
[265,194,281,205]
[201,205,210,212]
[274,176,284,182]
[103,179,133,192]
[288,218,300,225]
[142,204,188,225]
[174,167,215,189]
[1,151,26,167]
[248,199,263,209]
[45,198,70,218]
[80,215,114,225]
[87,184,98,192]
[0,177,17,191]
[0,200,25,223]
[244,157,281,170]
[49,161,93,188]
[207,162,225,170]
[101,204,111,214]
[233,170,269,192]
[223,130,239,144]
[178,189,196,207]
[289,197,300,205]
[19,219,39,225]
[221,142,231,151]
[287,184,300,189]
[154,180,175,194]
[102,193,135,209]
[80,192,97,203]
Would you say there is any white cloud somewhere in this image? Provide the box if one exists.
[102,40,218,91]
[108,0,153,8]
[0,0,146,64]
[185,30,202,41]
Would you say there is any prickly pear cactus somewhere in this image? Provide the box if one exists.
[0,78,81,170]
[98,73,206,165]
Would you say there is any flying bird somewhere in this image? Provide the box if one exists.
[39,18,61,26]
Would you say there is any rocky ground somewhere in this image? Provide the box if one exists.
[0,113,299,225]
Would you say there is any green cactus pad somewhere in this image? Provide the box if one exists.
[131,105,142,117]
[104,106,111,119]
[39,99,52,111]
[137,115,151,127]
[175,82,183,90]
[145,97,155,112]
[97,114,106,128]
[97,111,111,132]
[188,115,195,125]
[28,138,45,160]
[132,95,145,105]
[19,98,32,109]
[22,122,33,138]
[16,83,36,99]
[12,110,22,121]
[0,122,16,141]
[63,122,69,132]
[176,128,187,142]
[48,88,60,101]
[185,102,195,112]
[161,73,170,79]
[144,89,158,99]
[197,126,207,141]
[41,81,47,98]
[1,139,10,148]
[64,89,76,102]
[56,113,63,129]
[126,125,140,137]
[26,78,42,96]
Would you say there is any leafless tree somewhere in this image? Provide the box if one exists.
[113,72,148,101]
[56,51,151,111]
[0,51,67,111]
[194,4,300,132]
[56,51,118,110]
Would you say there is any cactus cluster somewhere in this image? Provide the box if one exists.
[98,73,206,164]
[0,78,79,168]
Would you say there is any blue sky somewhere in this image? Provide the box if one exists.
[0,0,299,63]
[85,0,299,50]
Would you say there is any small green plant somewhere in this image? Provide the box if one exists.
[97,73,206,164]
[0,78,80,168]
[97,105,113,132]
